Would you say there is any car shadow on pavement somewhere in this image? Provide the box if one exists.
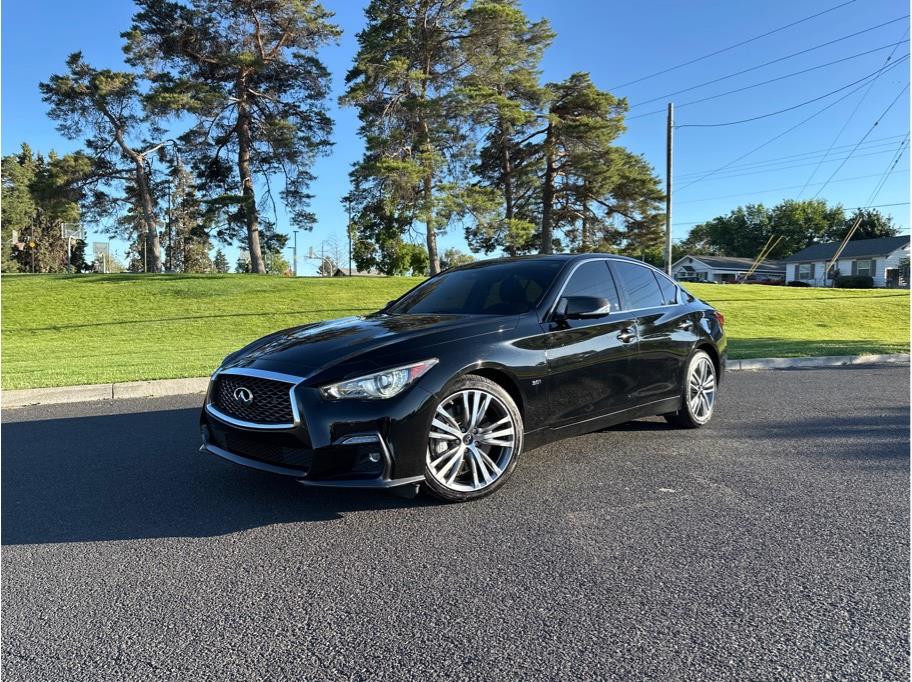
[2,407,433,546]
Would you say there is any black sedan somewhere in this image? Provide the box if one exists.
[200,254,726,502]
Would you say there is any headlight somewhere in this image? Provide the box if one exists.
[320,359,438,400]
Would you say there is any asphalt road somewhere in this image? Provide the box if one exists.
[2,367,908,681]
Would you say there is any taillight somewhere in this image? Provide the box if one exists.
[713,311,725,328]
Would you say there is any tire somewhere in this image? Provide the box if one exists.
[664,350,717,429]
[423,375,523,502]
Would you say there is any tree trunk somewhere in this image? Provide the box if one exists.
[423,171,439,275]
[581,201,588,253]
[500,121,515,221]
[133,159,162,272]
[237,78,266,274]
[540,120,555,254]
[107,113,161,272]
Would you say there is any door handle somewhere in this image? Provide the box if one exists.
[677,319,694,331]
[618,327,637,343]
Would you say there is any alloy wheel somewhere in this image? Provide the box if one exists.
[426,389,517,493]
[687,356,716,423]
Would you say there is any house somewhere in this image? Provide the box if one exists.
[783,235,910,287]
[671,255,786,283]
[332,266,382,277]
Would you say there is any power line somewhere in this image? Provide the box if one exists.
[610,0,858,90]
[864,134,910,206]
[676,148,905,183]
[657,48,909,125]
[797,28,909,196]
[676,72,899,191]
[630,16,907,109]
[811,82,910,198]
[675,135,908,179]
[676,169,909,205]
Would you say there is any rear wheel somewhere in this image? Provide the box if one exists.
[423,375,523,502]
[664,350,717,428]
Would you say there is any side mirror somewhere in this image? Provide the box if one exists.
[556,296,612,320]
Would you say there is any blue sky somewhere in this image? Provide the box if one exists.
[2,0,909,274]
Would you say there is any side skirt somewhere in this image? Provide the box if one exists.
[526,396,682,448]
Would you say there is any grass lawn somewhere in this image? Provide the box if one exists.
[684,283,909,360]
[1,274,908,389]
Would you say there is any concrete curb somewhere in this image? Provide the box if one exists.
[2,354,908,409]
[3,376,210,409]
[727,353,909,371]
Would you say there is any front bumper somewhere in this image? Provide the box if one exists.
[199,367,434,488]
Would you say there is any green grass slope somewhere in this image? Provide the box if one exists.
[686,283,909,359]
[2,274,420,390]
[1,274,908,389]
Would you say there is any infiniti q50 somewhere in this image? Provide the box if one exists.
[200,254,726,501]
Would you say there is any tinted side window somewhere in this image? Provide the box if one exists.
[612,261,665,310]
[655,273,679,305]
[562,260,621,310]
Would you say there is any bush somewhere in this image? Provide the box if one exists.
[835,275,874,289]
[787,280,811,287]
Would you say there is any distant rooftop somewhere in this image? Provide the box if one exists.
[785,236,910,262]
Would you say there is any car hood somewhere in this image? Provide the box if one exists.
[221,312,519,378]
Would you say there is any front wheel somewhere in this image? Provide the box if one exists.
[664,350,717,428]
[423,375,523,502]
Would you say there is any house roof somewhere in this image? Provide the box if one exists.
[674,255,785,273]
[784,236,910,262]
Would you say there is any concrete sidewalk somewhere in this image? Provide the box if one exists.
[2,353,908,409]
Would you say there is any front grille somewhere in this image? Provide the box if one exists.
[212,374,295,425]
[222,431,313,471]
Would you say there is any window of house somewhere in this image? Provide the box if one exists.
[855,259,873,277]
[798,263,813,280]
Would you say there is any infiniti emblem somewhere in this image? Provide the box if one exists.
[233,386,254,407]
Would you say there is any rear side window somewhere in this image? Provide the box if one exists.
[561,260,621,310]
[655,273,679,305]
[611,261,665,310]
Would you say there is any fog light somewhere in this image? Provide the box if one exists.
[367,451,381,463]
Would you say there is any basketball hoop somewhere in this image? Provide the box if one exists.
[61,224,85,241]
[61,223,85,273]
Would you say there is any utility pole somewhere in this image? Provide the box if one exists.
[292,230,299,277]
[345,196,353,276]
[665,102,674,275]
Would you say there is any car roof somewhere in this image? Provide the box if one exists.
[452,253,649,270]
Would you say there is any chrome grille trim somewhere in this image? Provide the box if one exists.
[205,367,304,430]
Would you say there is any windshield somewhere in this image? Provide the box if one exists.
[388,260,563,316]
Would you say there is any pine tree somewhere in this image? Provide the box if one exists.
[1,146,93,272]
[461,0,554,256]
[40,53,166,271]
[343,0,474,274]
[213,249,230,273]
[164,160,212,273]
[0,144,36,272]
[506,72,665,255]
[125,0,340,273]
